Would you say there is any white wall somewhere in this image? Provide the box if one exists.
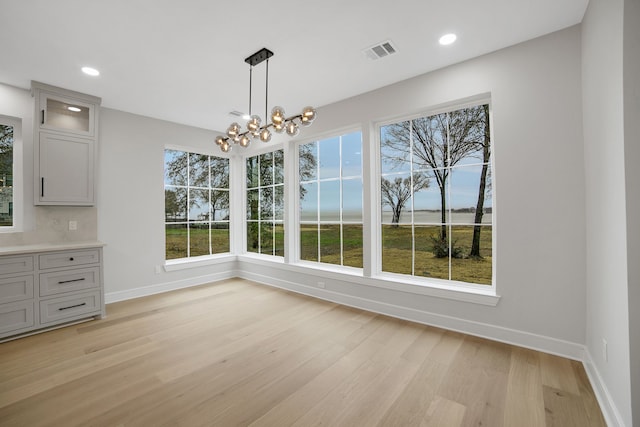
[582,0,632,425]
[624,0,640,423]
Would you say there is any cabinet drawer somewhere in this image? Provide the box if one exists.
[40,291,101,324]
[0,256,35,275]
[0,275,35,304]
[0,301,35,335]
[39,249,100,270]
[40,267,100,296]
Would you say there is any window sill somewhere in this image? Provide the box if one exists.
[237,255,500,306]
[164,253,236,271]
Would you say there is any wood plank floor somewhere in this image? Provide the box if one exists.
[0,279,606,427]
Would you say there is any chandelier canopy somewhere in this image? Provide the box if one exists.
[215,48,316,153]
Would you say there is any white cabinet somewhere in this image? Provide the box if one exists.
[32,81,101,206]
[0,244,105,340]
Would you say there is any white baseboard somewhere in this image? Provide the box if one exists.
[583,350,626,427]
[104,269,239,303]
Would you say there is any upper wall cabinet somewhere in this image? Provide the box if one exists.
[32,82,101,206]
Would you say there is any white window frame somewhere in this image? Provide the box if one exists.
[0,115,22,233]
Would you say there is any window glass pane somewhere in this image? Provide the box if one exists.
[448,106,489,167]
[211,190,229,221]
[342,178,362,222]
[380,122,410,173]
[300,223,318,262]
[414,225,449,280]
[300,182,318,221]
[274,185,284,220]
[411,114,448,171]
[247,222,259,253]
[165,187,187,222]
[247,155,259,188]
[260,222,274,255]
[275,223,285,257]
[189,223,210,256]
[450,225,492,284]
[166,224,188,259]
[320,224,341,265]
[211,223,230,254]
[189,153,209,187]
[341,132,362,178]
[319,180,340,221]
[450,165,484,224]
[274,150,284,184]
[188,189,209,221]
[343,224,363,268]
[211,157,229,189]
[247,189,259,220]
[0,123,13,227]
[413,171,446,224]
[299,142,317,182]
[382,224,412,275]
[164,150,187,186]
[380,173,412,224]
[260,187,274,220]
[319,137,340,179]
[259,152,273,186]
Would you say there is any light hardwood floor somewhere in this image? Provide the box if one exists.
[0,279,606,427]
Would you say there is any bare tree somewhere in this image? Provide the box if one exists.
[470,105,491,258]
[381,174,430,226]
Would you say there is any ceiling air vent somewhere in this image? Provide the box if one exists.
[229,110,245,117]
[363,40,397,60]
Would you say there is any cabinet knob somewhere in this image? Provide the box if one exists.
[69,257,74,261]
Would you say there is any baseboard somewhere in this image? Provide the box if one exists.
[583,350,626,427]
[104,269,239,303]
[239,270,586,361]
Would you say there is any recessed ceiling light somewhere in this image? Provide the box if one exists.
[81,66,100,76]
[67,106,81,112]
[439,33,457,46]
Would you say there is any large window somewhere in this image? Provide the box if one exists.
[299,131,363,268]
[380,104,492,285]
[0,117,15,228]
[246,150,284,257]
[164,149,230,260]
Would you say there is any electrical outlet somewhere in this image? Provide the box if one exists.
[603,339,608,362]
[68,220,77,231]
[317,281,325,289]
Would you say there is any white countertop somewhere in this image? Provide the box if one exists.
[0,241,105,256]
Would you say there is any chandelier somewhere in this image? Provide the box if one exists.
[215,48,316,153]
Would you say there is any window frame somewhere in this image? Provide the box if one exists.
[373,98,496,292]
[163,145,231,262]
[0,115,22,233]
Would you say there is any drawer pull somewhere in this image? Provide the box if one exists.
[58,302,87,311]
[58,278,86,285]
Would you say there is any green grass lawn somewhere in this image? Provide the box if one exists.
[167,222,492,285]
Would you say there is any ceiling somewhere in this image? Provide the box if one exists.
[0,0,588,133]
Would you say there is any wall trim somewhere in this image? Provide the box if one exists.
[583,350,626,427]
[104,269,239,303]
[239,269,585,361]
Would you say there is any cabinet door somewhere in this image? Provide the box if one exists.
[39,92,95,137]
[38,132,95,205]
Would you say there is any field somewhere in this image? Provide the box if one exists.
[167,223,492,285]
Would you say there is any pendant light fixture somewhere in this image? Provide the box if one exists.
[215,48,316,153]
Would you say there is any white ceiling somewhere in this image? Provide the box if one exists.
[0,0,588,133]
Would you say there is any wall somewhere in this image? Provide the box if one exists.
[0,83,98,246]
[97,109,236,301]
[582,0,632,425]
[624,0,640,423]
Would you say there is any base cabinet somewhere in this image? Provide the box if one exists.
[0,245,104,340]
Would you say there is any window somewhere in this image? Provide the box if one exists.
[299,131,363,268]
[164,149,230,260]
[246,150,284,256]
[0,117,15,228]
[380,104,492,285]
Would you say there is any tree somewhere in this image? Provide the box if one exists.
[469,105,491,258]
[381,174,430,226]
[382,106,488,244]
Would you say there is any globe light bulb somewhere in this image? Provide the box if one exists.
[215,135,226,146]
[221,141,232,153]
[300,106,316,126]
[285,121,299,136]
[271,106,285,126]
[239,134,251,148]
[226,122,240,138]
[259,128,272,142]
[247,115,261,133]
